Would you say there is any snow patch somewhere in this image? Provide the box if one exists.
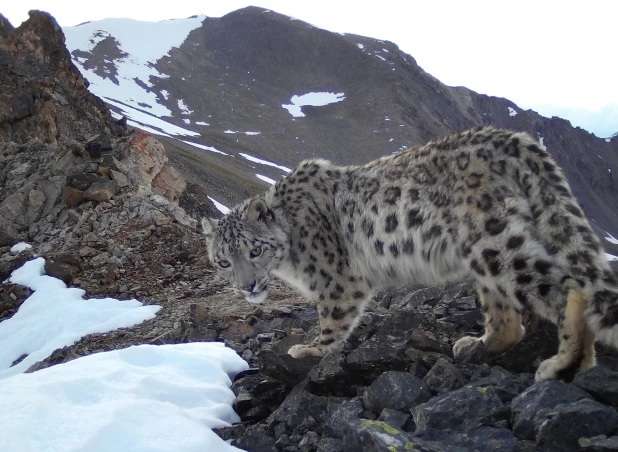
[356,43,365,49]
[177,99,194,115]
[282,92,345,118]
[182,119,190,124]
[208,197,231,214]
[181,140,229,156]
[224,130,237,134]
[508,107,518,117]
[10,242,32,254]
[105,98,199,137]
[606,233,618,245]
[2,258,160,379]
[196,121,210,126]
[256,174,277,185]
[375,55,387,61]
[245,131,261,136]
[607,253,618,262]
[239,153,292,173]
[0,343,247,452]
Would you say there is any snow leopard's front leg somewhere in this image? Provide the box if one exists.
[288,284,370,359]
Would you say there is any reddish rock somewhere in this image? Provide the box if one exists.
[153,165,187,200]
[116,132,167,189]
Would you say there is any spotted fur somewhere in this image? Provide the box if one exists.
[202,126,618,381]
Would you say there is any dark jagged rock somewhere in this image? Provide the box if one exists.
[234,426,277,452]
[411,384,503,432]
[493,330,558,373]
[343,418,464,452]
[308,352,349,392]
[265,388,329,435]
[387,286,443,311]
[574,365,618,406]
[362,371,430,414]
[469,366,534,403]
[322,398,364,439]
[298,431,320,450]
[68,173,105,191]
[44,254,81,284]
[423,357,466,394]
[0,228,16,247]
[346,310,427,378]
[377,409,410,430]
[580,435,618,451]
[85,134,113,159]
[316,438,344,452]
[535,398,618,451]
[414,426,518,452]
[510,380,592,441]
[258,349,321,387]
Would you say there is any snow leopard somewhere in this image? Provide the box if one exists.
[202,126,618,381]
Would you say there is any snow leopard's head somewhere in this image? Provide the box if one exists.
[202,198,288,304]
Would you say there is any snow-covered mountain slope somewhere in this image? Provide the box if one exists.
[65,16,205,135]
[62,6,618,243]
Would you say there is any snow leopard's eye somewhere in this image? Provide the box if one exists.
[218,260,231,268]
[250,246,263,258]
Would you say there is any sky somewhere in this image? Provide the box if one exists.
[2,0,617,137]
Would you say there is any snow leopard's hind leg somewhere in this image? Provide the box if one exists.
[535,290,596,381]
[453,286,525,357]
[455,222,594,381]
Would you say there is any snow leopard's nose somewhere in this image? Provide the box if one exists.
[241,280,257,292]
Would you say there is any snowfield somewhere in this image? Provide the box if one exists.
[64,16,205,120]
[0,258,248,451]
[0,343,247,452]
[1,258,160,379]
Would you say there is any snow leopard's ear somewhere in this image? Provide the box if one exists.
[201,217,217,240]
[244,198,274,223]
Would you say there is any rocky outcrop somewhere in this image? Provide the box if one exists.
[0,12,190,243]
[201,281,618,452]
[0,11,121,144]
[0,132,193,238]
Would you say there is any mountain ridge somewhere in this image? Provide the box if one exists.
[61,6,618,250]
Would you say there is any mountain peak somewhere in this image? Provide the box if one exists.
[60,8,618,240]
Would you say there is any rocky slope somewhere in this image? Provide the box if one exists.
[63,6,618,246]
[212,281,618,451]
